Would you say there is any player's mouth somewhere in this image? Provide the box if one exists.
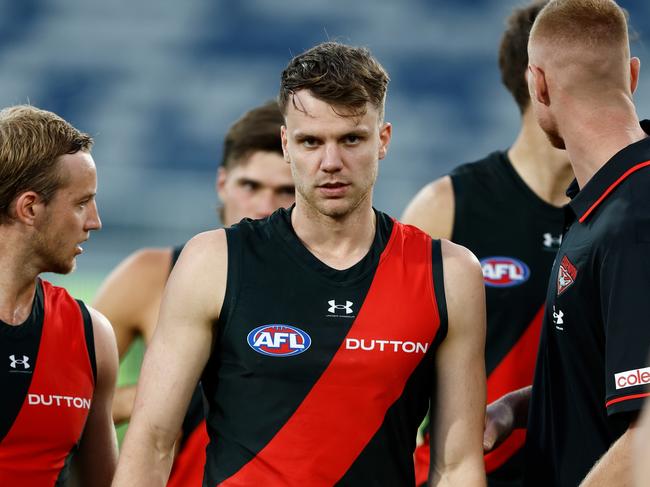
[75,239,88,255]
[317,182,350,197]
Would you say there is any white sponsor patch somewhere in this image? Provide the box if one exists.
[614,367,650,390]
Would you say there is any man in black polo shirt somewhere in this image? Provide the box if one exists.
[485,1,650,486]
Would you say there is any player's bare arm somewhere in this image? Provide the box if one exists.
[635,400,650,486]
[72,308,119,487]
[429,240,486,486]
[401,176,454,240]
[111,230,227,487]
[93,247,172,424]
[580,422,638,487]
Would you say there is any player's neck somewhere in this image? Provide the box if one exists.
[508,109,574,207]
[291,196,376,271]
[560,97,646,189]
[0,239,40,325]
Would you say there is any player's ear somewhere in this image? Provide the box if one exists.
[216,167,227,200]
[281,126,291,163]
[378,122,392,160]
[12,191,43,226]
[630,57,641,94]
[528,64,550,106]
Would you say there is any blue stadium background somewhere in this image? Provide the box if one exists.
[1,0,648,284]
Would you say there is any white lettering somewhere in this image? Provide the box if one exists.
[402,342,416,353]
[289,334,304,349]
[253,332,274,348]
[360,339,374,351]
[346,338,360,349]
[26,393,92,409]
[345,339,430,354]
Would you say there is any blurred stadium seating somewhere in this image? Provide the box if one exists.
[1,0,647,280]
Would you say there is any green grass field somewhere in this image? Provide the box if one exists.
[46,271,144,444]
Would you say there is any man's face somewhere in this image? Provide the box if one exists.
[217,151,295,226]
[35,151,101,274]
[281,90,391,219]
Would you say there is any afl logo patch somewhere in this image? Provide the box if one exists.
[480,257,530,287]
[247,324,311,357]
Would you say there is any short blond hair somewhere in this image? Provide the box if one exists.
[531,0,629,49]
[0,105,93,223]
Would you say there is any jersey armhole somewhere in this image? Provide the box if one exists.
[76,300,97,385]
[218,227,242,340]
[431,239,449,346]
[171,244,185,271]
[449,173,462,242]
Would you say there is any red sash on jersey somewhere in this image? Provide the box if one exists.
[219,222,441,486]
[0,280,95,486]
[167,420,210,487]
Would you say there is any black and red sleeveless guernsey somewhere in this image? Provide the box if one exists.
[452,152,564,485]
[0,279,96,487]
[414,151,565,487]
[201,207,447,486]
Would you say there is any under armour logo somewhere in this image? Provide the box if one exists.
[9,355,30,369]
[552,306,564,330]
[543,233,562,249]
[328,300,353,315]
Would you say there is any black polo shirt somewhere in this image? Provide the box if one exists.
[524,121,650,487]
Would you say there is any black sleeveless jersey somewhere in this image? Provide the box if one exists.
[202,207,448,486]
[450,151,564,484]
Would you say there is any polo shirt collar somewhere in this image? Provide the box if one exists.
[567,119,650,223]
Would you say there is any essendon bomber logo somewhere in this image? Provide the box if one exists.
[557,255,578,296]
[247,324,311,357]
[480,257,530,288]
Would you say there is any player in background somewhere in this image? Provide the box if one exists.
[0,105,118,486]
[112,41,487,486]
[93,100,293,486]
[402,2,572,485]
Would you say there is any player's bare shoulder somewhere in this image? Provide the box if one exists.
[165,229,229,322]
[440,239,485,333]
[401,175,454,240]
[85,307,119,389]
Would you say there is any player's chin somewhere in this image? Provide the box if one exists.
[52,256,77,275]
[316,199,356,219]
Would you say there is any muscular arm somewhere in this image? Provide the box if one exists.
[401,176,455,240]
[73,308,119,487]
[93,248,172,424]
[112,230,227,487]
[429,240,487,486]
[580,422,637,486]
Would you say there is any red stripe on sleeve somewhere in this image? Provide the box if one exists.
[219,224,440,486]
[606,392,650,408]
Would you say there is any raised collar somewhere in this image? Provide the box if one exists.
[567,120,650,223]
